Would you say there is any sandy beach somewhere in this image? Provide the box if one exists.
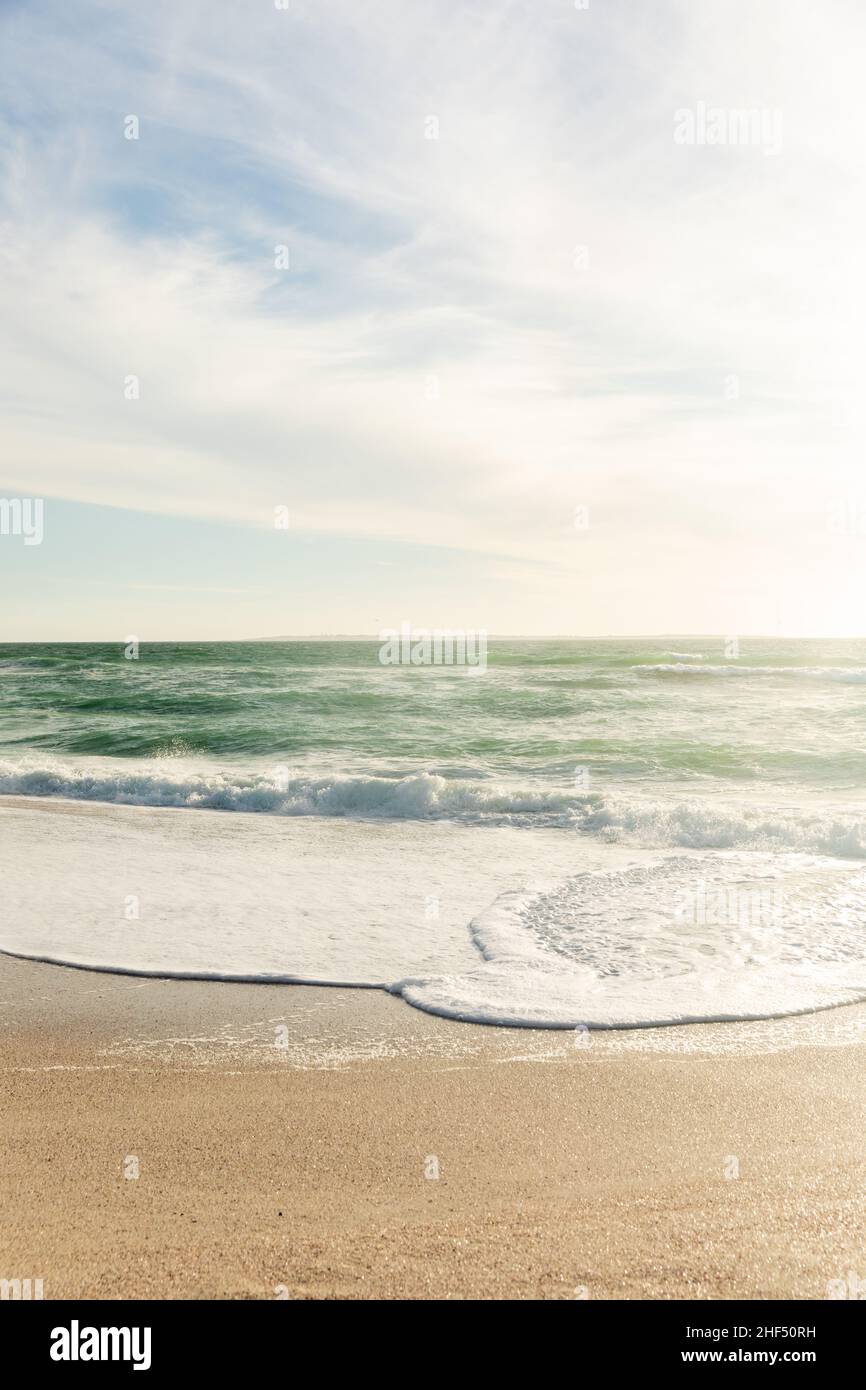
[1,948,865,1300]
[5,0,866,1324]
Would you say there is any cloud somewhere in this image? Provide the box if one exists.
[2,0,866,633]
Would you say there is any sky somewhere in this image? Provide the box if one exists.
[2,0,866,640]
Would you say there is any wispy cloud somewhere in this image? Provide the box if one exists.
[129,583,263,594]
[2,1,866,635]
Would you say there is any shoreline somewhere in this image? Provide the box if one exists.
[2,951,865,1299]
[4,794,866,1031]
[2,794,865,1299]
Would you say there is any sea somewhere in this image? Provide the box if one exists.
[1,636,866,1030]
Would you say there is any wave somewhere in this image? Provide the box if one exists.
[399,857,866,1027]
[2,760,866,857]
[0,761,576,822]
[633,664,866,682]
[570,797,866,858]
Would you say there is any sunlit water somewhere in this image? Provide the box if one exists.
[2,638,866,1028]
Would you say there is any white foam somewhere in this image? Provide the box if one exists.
[2,801,866,1033]
[0,759,575,824]
[2,759,866,857]
[634,664,866,681]
[399,856,866,1027]
[0,797,611,988]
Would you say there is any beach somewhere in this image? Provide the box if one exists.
[3,641,866,1300]
[2,947,865,1300]
[4,0,866,1325]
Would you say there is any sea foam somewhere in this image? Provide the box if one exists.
[2,759,866,857]
[398,856,866,1027]
[2,799,866,1031]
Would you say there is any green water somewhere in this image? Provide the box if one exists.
[0,638,863,790]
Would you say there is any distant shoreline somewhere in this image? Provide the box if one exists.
[2,634,862,645]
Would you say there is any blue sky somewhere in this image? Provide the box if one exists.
[2,0,866,638]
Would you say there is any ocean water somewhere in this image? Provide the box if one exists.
[2,637,866,1028]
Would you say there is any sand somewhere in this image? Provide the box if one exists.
[1,950,865,1300]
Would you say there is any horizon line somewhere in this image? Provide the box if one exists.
[2,633,865,645]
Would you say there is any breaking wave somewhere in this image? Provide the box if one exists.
[633,664,866,682]
[2,760,866,857]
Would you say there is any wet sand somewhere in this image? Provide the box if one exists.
[1,951,864,1299]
